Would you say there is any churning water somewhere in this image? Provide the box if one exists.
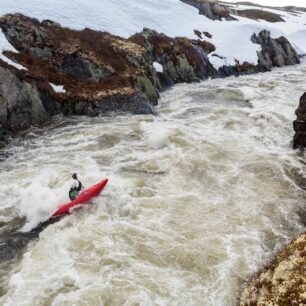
[0,61,306,305]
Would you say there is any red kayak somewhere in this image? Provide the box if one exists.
[52,178,108,217]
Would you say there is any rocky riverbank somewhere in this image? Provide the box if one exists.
[0,13,301,146]
[239,233,306,306]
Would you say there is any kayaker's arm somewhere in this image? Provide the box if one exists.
[76,180,82,191]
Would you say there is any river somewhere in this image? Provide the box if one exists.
[0,61,306,305]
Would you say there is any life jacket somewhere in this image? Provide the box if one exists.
[69,180,83,201]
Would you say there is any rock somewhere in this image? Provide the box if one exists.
[239,233,306,306]
[180,0,237,21]
[234,9,285,23]
[0,13,146,104]
[293,93,306,149]
[95,92,156,115]
[203,31,212,39]
[61,53,114,82]
[0,65,50,134]
[136,75,159,105]
[252,30,300,71]
[177,55,195,82]
[130,28,218,88]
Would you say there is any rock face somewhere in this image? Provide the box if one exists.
[293,93,306,149]
[251,30,300,71]
[0,14,154,111]
[0,13,301,145]
[0,66,50,145]
[239,233,306,306]
[130,28,217,95]
[181,0,286,23]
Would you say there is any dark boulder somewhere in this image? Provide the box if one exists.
[293,93,306,149]
[252,30,300,71]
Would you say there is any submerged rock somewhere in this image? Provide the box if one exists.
[239,233,306,306]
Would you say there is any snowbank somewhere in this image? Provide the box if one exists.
[0,0,305,68]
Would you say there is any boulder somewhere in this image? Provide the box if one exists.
[252,30,300,71]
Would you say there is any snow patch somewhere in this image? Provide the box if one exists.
[50,83,66,93]
[0,54,27,70]
[153,62,163,73]
[0,29,27,70]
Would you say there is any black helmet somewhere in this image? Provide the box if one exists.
[72,173,77,180]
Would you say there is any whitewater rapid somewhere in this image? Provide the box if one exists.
[0,61,306,305]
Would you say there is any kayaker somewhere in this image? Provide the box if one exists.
[69,173,83,200]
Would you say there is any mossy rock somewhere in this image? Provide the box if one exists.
[136,75,159,106]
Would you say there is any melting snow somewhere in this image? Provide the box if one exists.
[0,29,27,70]
[153,62,164,73]
[50,83,66,93]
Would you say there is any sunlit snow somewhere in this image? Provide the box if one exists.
[0,0,305,69]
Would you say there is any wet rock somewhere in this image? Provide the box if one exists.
[293,93,306,149]
[0,13,146,104]
[239,233,306,306]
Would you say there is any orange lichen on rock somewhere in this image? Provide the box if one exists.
[239,232,306,306]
